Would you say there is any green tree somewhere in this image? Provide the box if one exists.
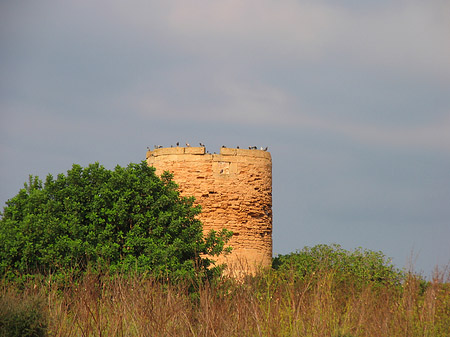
[0,162,231,280]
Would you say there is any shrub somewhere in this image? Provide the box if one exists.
[0,161,232,281]
[0,292,47,337]
[272,244,404,288]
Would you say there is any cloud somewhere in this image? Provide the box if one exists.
[126,72,295,126]
[144,0,450,78]
[99,0,450,154]
[129,70,450,152]
[164,0,341,60]
[5,0,449,76]
[3,0,450,150]
[290,111,450,152]
[336,1,450,78]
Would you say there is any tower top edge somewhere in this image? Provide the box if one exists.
[146,147,271,160]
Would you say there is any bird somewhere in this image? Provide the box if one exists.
[237,146,240,149]
[176,142,179,146]
[199,142,205,147]
[186,142,190,147]
[248,146,252,149]
[264,146,268,151]
[158,145,163,148]
[222,145,226,148]
[154,145,157,149]
[147,146,150,151]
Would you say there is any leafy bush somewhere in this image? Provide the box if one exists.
[272,244,404,288]
[0,292,47,337]
[0,161,231,280]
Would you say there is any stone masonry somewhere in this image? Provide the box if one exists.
[146,146,272,271]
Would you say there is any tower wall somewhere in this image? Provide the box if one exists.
[146,147,272,270]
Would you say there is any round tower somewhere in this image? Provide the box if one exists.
[146,146,272,271]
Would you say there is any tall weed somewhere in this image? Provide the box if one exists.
[1,265,449,336]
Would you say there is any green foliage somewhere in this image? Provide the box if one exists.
[0,293,47,337]
[272,244,404,288]
[0,162,232,280]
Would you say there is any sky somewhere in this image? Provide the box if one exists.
[1,0,449,278]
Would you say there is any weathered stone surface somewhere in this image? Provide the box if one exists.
[147,147,272,273]
[219,147,237,156]
[185,146,205,155]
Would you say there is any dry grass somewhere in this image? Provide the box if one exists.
[1,267,450,337]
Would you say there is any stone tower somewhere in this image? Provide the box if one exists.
[146,146,272,271]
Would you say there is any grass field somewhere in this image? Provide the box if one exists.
[1,265,449,337]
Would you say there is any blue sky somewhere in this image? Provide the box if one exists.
[1,0,449,277]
